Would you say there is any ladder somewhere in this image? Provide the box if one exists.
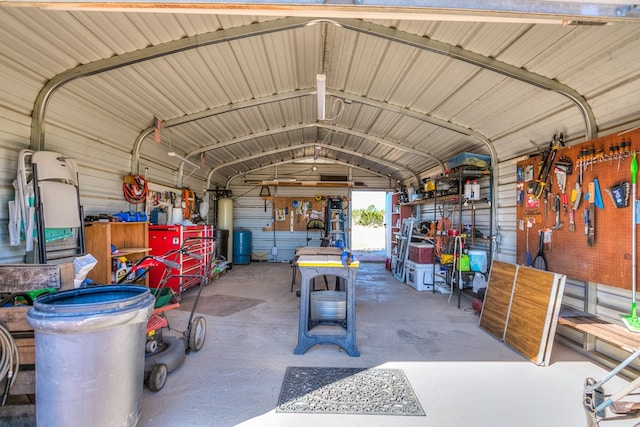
[327,197,347,248]
[393,217,414,282]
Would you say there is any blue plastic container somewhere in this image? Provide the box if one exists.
[27,285,154,427]
[233,229,252,264]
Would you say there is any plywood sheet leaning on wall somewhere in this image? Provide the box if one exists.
[504,267,567,366]
[479,260,518,341]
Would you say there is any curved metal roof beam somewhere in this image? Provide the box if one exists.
[183,122,440,166]
[30,17,312,151]
[175,122,428,186]
[204,142,421,188]
[31,16,592,163]
[335,18,597,140]
[223,156,396,190]
[329,89,496,163]
[131,89,315,173]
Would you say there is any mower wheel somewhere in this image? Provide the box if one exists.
[147,363,168,392]
[188,315,207,352]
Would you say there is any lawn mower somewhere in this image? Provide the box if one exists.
[118,237,216,392]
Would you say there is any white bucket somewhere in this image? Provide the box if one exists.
[468,249,488,273]
[171,207,183,224]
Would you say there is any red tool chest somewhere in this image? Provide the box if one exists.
[148,225,214,293]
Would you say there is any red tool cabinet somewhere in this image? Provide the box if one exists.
[148,225,214,293]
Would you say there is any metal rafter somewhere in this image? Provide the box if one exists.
[131,89,315,173]
[180,122,440,166]
[336,18,597,140]
[201,142,421,187]
[222,156,396,190]
[30,17,312,151]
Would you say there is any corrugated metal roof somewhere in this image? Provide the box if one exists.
[0,6,639,190]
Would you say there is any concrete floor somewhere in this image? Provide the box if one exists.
[137,261,637,427]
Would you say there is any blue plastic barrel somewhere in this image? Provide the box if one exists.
[233,228,252,264]
[27,285,154,427]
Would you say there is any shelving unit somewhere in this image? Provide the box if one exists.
[390,192,414,257]
[404,166,493,306]
[84,221,150,284]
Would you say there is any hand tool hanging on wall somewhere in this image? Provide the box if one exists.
[553,195,564,229]
[260,186,270,212]
[555,156,572,213]
[605,182,630,208]
[587,182,595,247]
[533,229,547,270]
[569,183,581,232]
[577,147,587,185]
[531,133,564,199]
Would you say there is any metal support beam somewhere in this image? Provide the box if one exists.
[204,141,421,186]
[222,156,396,190]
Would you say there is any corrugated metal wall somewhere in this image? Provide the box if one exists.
[225,165,391,262]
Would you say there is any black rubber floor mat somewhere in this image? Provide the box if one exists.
[276,367,425,416]
[178,294,264,317]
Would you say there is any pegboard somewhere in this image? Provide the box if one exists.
[272,197,326,232]
[516,128,640,290]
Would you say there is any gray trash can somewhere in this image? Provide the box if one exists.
[27,285,154,427]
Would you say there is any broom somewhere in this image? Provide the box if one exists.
[621,152,640,332]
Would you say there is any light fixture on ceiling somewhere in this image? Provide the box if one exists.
[316,74,326,120]
[314,145,321,161]
[312,166,318,172]
[168,151,200,169]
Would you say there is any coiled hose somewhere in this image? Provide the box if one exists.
[0,323,20,406]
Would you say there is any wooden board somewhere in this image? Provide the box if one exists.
[505,267,565,366]
[295,247,342,256]
[479,260,518,340]
[273,197,325,232]
[558,315,640,353]
[0,265,60,292]
[516,128,640,290]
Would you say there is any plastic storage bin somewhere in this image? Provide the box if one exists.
[447,152,491,169]
[468,249,488,273]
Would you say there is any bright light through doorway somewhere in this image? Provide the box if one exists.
[351,191,386,253]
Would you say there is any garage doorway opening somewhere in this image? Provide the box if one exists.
[350,190,387,262]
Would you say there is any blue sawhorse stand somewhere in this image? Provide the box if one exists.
[294,256,359,357]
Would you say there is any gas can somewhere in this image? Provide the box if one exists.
[456,254,470,271]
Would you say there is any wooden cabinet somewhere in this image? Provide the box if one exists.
[84,221,150,284]
[390,192,413,256]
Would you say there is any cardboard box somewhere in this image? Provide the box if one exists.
[408,243,434,264]
[59,262,75,290]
